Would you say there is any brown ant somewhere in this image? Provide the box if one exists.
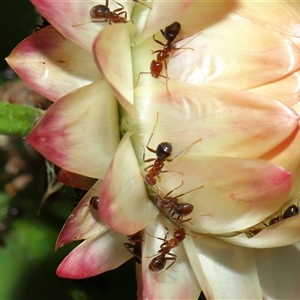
[135,21,193,96]
[269,201,299,225]
[73,0,128,27]
[147,226,186,274]
[143,113,201,186]
[154,181,203,225]
[124,230,143,263]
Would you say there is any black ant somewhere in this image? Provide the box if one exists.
[147,226,186,274]
[135,21,193,96]
[154,181,203,225]
[143,113,201,186]
[133,0,152,9]
[124,230,143,263]
[269,201,299,225]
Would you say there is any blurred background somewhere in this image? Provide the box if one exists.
[0,1,137,299]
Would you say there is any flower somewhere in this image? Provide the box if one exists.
[6,0,300,298]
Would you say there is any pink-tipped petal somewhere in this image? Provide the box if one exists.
[57,169,97,190]
[6,26,101,102]
[93,22,137,117]
[263,103,300,200]
[31,0,134,51]
[56,229,131,279]
[134,83,299,159]
[155,155,291,234]
[256,245,300,298]
[142,216,201,300]
[193,237,262,299]
[26,81,119,179]
[56,180,103,249]
[99,133,158,235]
[166,13,300,89]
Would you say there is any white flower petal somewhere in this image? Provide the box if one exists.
[99,133,158,235]
[193,237,262,299]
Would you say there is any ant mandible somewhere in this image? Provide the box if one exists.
[143,113,201,186]
[124,230,144,263]
[135,21,193,96]
[147,226,186,274]
[154,181,204,225]
[90,0,128,24]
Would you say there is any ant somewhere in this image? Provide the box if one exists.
[269,201,299,225]
[90,0,128,24]
[135,21,193,96]
[143,113,201,186]
[133,0,152,9]
[124,230,143,263]
[148,226,186,274]
[73,0,128,27]
[154,181,203,225]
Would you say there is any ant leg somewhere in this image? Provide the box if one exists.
[118,11,128,21]
[134,72,151,89]
[156,255,177,277]
[133,0,152,9]
[153,34,165,47]
[111,0,124,10]
[171,185,204,200]
[145,112,159,153]
[172,138,202,160]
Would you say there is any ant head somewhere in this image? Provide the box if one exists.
[156,142,172,160]
[163,22,181,42]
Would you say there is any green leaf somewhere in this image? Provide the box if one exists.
[0,102,44,136]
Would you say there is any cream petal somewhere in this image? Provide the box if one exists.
[142,215,201,300]
[133,0,194,45]
[249,71,300,107]
[56,229,131,279]
[6,26,101,102]
[235,1,300,37]
[166,13,300,89]
[93,22,137,117]
[133,83,299,159]
[192,237,262,299]
[219,215,300,248]
[56,180,103,249]
[99,133,158,235]
[31,0,134,51]
[26,81,119,178]
[153,155,291,234]
[256,245,300,299]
